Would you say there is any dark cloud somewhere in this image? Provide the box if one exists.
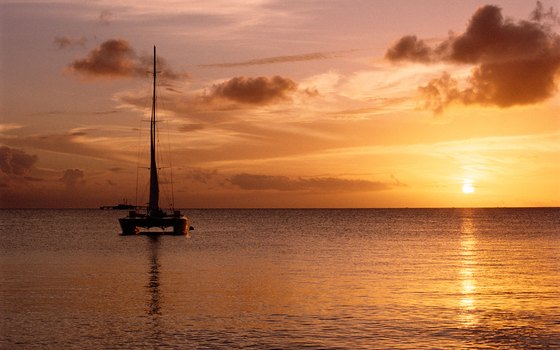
[0,146,38,176]
[229,173,395,192]
[448,5,552,64]
[385,4,560,113]
[59,169,85,187]
[69,39,136,78]
[54,36,87,49]
[68,39,187,80]
[208,76,297,105]
[70,131,87,136]
[385,36,433,63]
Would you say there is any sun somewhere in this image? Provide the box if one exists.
[462,181,475,194]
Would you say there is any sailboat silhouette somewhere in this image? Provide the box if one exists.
[119,46,189,235]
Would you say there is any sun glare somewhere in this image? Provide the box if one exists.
[462,181,475,194]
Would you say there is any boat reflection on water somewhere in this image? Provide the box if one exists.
[147,236,161,316]
[458,209,478,327]
[146,235,163,344]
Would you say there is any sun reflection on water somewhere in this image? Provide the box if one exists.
[459,210,478,327]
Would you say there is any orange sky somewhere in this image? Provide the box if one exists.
[1,0,559,208]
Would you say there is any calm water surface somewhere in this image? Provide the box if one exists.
[1,208,559,349]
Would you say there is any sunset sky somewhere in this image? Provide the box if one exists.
[1,0,559,208]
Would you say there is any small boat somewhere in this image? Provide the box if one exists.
[100,198,138,210]
[119,46,190,235]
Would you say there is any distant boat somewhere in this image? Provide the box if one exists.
[100,199,138,210]
[119,46,190,235]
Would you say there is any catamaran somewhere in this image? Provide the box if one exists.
[119,46,189,235]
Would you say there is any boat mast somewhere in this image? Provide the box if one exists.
[148,46,159,214]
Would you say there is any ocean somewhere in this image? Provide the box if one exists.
[1,208,559,349]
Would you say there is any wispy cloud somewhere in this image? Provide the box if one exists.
[228,173,396,192]
[0,124,24,133]
[201,49,357,68]
[0,131,136,164]
[324,132,560,158]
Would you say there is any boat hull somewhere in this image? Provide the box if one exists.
[119,214,189,235]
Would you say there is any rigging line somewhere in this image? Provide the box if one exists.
[154,59,166,208]
[168,122,175,210]
[135,88,146,208]
[162,89,176,210]
[154,54,170,209]
[135,144,140,206]
[138,177,149,209]
[136,69,153,208]
[154,54,176,210]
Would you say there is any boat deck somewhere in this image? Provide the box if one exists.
[119,211,189,235]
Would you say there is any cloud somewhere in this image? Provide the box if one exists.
[179,123,206,133]
[99,10,113,25]
[201,50,356,68]
[68,39,187,80]
[0,124,23,133]
[417,72,461,115]
[0,147,45,192]
[531,1,560,24]
[54,36,87,49]
[24,176,45,182]
[59,169,85,187]
[385,4,560,113]
[385,36,433,63]
[185,168,219,184]
[228,173,395,192]
[69,39,136,78]
[0,146,38,176]
[207,76,297,105]
[0,131,134,165]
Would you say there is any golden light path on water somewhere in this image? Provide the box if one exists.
[459,211,478,327]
